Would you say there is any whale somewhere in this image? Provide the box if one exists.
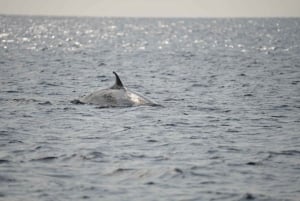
[73,72,159,108]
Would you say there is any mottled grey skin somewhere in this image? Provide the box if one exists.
[77,72,158,107]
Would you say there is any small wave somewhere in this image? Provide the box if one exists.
[272,104,291,111]
[31,156,58,162]
[97,62,106,67]
[260,150,300,162]
[238,192,285,201]
[157,167,185,179]
[63,107,76,111]
[291,80,300,85]
[9,98,52,106]
[226,129,240,133]
[190,171,213,178]
[164,98,185,101]
[42,173,73,178]
[239,193,256,201]
[106,168,136,176]
[0,175,17,183]
[0,159,10,164]
[187,105,226,112]
[70,99,84,104]
[270,150,300,156]
[61,153,77,161]
[11,98,39,104]
[38,81,62,86]
[146,139,158,143]
[38,101,52,105]
[0,130,10,136]
[5,90,20,93]
[145,181,155,185]
[191,83,210,87]
[270,115,288,118]
[80,151,105,162]
[163,123,177,127]
[173,168,184,174]
[246,161,262,166]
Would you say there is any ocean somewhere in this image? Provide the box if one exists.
[0,15,299,201]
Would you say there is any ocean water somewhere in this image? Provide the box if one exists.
[0,15,300,201]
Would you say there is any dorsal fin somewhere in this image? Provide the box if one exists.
[111,71,124,89]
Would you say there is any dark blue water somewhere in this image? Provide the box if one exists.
[0,16,300,201]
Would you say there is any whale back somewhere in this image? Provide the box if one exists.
[77,72,159,107]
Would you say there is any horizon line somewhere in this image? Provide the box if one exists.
[1,13,300,19]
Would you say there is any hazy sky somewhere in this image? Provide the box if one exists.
[0,0,300,17]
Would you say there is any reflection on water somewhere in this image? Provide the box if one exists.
[0,16,300,201]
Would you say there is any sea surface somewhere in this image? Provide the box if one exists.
[0,16,299,201]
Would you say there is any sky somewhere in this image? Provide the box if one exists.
[0,0,300,18]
